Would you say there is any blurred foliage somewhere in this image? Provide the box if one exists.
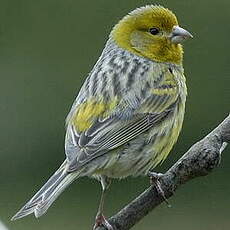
[0,0,229,230]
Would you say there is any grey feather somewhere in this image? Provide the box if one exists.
[11,161,81,220]
[65,41,183,172]
[67,105,175,172]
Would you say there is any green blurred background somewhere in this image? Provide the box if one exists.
[0,0,229,229]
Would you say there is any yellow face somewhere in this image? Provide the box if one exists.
[111,5,190,64]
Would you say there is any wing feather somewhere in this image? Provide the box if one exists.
[65,63,182,171]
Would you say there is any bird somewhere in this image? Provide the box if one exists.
[12,5,192,229]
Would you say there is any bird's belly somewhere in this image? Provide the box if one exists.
[96,104,185,179]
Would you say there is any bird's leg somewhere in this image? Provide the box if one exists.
[93,176,113,230]
[148,171,171,207]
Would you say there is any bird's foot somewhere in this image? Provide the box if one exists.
[148,171,171,208]
[93,213,113,230]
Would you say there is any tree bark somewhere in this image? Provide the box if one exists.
[96,114,230,230]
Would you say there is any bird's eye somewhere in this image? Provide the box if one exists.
[149,27,159,35]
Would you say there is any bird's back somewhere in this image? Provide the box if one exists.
[65,39,187,177]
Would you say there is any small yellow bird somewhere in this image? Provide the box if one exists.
[12,5,192,229]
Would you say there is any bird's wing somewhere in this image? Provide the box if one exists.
[65,63,182,172]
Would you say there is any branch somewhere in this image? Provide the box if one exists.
[96,114,230,230]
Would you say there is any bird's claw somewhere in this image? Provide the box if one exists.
[93,213,113,230]
[148,171,171,208]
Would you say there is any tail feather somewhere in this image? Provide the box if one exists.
[11,161,80,220]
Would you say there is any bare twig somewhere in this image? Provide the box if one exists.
[96,114,230,230]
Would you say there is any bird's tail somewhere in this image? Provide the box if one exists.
[11,160,81,220]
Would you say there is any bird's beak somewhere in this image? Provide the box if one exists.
[170,25,193,44]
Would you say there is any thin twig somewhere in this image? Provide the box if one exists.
[96,114,230,230]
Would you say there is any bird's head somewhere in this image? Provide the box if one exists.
[111,5,193,64]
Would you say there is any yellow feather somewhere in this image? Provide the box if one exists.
[72,98,118,132]
[111,5,183,64]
